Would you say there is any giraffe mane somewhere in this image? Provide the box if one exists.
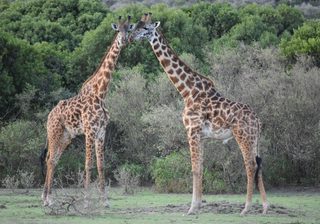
[80,16,132,92]
[157,29,216,87]
[80,34,118,91]
[139,12,215,87]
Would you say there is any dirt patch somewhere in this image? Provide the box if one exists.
[27,204,40,208]
[114,201,297,216]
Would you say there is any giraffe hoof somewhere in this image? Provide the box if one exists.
[240,209,247,216]
[262,202,269,215]
[43,195,54,207]
[84,201,89,209]
[43,201,49,207]
[104,200,110,208]
[187,209,196,215]
[43,200,53,207]
[187,205,200,215]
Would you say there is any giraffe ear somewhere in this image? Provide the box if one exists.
[128,24,135,31]
[153,21,160,28]
[111,23,118,31]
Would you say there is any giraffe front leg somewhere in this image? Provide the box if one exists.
[95,137,109,208]
[42,161,53,206]
[187,131,203,215]
[84,137,94,209]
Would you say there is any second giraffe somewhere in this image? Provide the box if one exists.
[129,13,268,215]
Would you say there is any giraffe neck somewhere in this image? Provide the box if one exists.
[81,33,122,99]
[148,30,215,100]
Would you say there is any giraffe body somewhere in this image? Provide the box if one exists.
[42,17,134,207]
[129,14,268,215]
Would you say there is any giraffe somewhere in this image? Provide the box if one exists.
[129,13,268,215]
[41,16,134,207]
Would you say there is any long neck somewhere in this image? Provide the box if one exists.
[81,33,122,99]
[148,30,215,100]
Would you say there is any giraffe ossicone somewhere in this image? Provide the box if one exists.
[129,13,268,215]
[41,16,134,208]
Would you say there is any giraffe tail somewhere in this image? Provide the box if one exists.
[254,156,262,191]
[254,119,262,190]
[39,139,48,180]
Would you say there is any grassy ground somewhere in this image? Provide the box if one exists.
[0,187,319,224]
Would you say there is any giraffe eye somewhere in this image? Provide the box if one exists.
[143,27,148,30]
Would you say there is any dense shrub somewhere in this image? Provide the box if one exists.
[203,168,226,194]
[230,15,269,44]
[151,151,192,193]
[188,3,240,40]
[2,170,35,190]
[151,150,240,193]
[0,120,45,185]
[280,20,320,65]
[107,67,152,165]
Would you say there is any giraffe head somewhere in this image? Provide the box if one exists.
[111,15,135,47]
[129,13,160,42]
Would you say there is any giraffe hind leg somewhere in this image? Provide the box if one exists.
[240,154,255,216]
[95,136,109,208]
[233,131,255,216]
[42,127,71,206]
[235,136,268,215]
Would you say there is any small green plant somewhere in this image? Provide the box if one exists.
[114,163,143,195]
[1,170,35,191]
[17,170,34,189]
[1,175,19,191]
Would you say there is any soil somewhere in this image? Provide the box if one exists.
[114,201,297,216]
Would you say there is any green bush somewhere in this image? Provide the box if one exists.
[188,3,240,40]
[0,120,45,185]
[203,169,226,194]
[230,15,268,43]
[151,151,191,193]
[151,151,230,193]
[259,31,279,48]
[107,68,152,165]
[280,20,320,65]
